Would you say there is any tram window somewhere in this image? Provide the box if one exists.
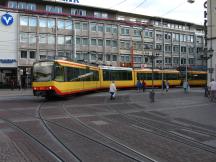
[54,65,64,82]
[103,69,132,81]
[67,67,80,81]
[165,73,178,80]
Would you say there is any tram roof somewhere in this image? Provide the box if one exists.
[55,60,99,70]
[99,66,133,71]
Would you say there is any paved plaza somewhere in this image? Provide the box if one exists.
[0,88,216,162]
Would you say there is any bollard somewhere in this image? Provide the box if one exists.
[149,91,155,102]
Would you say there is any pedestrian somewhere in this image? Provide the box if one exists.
[162,80,166,91]
[165,80,169,92]
[183,80,189,94]
[109,81,117,100]
[142,80,146,92]
[208,79,216,101]
[136,80,142,92]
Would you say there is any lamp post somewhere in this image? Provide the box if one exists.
[149,51,159,102]
[202,48,213,96]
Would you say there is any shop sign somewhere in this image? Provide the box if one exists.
[1,13,14,26]
[0,59,16,64]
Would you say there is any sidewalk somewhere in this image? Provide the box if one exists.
[0,88,33,97]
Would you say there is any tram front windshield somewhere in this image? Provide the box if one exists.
[33,62,53,82]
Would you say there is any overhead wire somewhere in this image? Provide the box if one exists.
[109,0,128,9]
[133,0,147,10]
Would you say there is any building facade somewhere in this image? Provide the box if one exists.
[207,0,216,82]
[0,0,205,87]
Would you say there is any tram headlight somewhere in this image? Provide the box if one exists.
[49,86,52,90]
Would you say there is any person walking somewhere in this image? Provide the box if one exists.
[165,80,169,92]
[142,80,146,92]
[208,79,216,101]
[183,80,189,94]
[136,80,142,92]
[109,81,117,100]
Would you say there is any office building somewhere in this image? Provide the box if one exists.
[0,0,205,87]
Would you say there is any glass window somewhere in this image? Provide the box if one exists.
[33,61,53,82]
[65,20,72,30]
[91,54,96,61]
[71,8,76,15]
[91,39,97,45]
[20,33,28,43]
[8,1,17,8]
[65,36,72,45]
[76,37,80,45]
[90,23,97,31]
[18,2,26,9]
[98,39,103,46]
[57,19,64,29]
[20,16,28,26]
[82,23,88,30]
[82,38,88,45]
[112,40,117,48]
[106,25,111,32]
[55,6,62,13]
[75,22,81,30]
[106,55,111,61]
[112,55,117,61]
[54,64,64,81]
[39,34,47,44]
[48,35,55,44]
[29,51,36,59]
[98,24,104,32]
[58,35,64,45]
[29,17,37,27]
[27,3,36,11]
[46,5,54,12]
[29,33,36,44]
[106,40,111,46]
[112,26,117,34]
[21,50,27,58]
[39,18,47,28]
[48,18,55,28]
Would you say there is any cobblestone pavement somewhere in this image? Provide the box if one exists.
[0,88,216,162]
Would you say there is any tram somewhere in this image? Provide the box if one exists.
[32,60,134,97]
[134,69,181,87]
[32,59,207,97]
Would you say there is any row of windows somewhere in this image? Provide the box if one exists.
[19,16,200,42]
[8,1,36,10]
[137,73,179,80]
[8,1,203,35]
[19,32,119,47]
[76,53,118,62]
[103,70,132,81]
[156,32,194,43]
[54,65,99,82]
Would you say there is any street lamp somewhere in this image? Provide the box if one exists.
[201,48,213,96]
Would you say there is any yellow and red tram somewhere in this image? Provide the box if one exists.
[32,60,207,97]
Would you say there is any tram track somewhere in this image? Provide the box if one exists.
[0,116,65,162]
[104,100,216,155]
[3,100,157,162]
[61,104,157,162]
